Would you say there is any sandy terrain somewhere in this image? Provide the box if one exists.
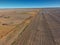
[0,9,38,39]
[10,8,60,45]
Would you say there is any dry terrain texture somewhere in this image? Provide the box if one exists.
[12,8,60,45]
[0,9,38,39]
[0,8,60,45]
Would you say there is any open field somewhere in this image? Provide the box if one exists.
[10,8,60,45]
[0,8,60,45]
[0,9,38,39]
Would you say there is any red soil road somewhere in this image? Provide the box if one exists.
[11,9,60,45]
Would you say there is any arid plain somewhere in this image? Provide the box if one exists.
[0,8,60,45]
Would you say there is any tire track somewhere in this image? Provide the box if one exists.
[44,13,60,45]
[38,13,56,45]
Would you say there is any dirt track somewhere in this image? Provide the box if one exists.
[0,9,60,45]
[10,9,60,45]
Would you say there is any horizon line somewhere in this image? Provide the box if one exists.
[0,7,60,9]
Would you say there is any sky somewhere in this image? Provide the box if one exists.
[0,0,60,8]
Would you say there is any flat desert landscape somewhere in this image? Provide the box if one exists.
[0,8,60,45]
